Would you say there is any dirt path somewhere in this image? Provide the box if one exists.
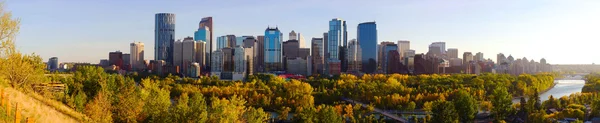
[3,87,80,123]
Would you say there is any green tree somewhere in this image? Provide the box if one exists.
[453,90,477,122]
[316,105,343,123]
[208,95,246,123]
[491,87,513,121]
[113,79,145,123]
[295,106,317,123]
[431,101,459,123]
[141,79,171,122]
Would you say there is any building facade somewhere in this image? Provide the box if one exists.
[199,17,213,71]
[357,22,377,74]
[447,48,458,58]
[347,39,362,73]
[130,42,145,71]
[48,57,59,71]
[397,40,410,59]
[327,18,347,74]
[264,27,283,71]
[154,13,175,64]
[311,38,324,75]
[383,44,398,74]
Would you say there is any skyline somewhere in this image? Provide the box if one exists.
[6,0,600,64]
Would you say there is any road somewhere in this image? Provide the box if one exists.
[342,98,409,123]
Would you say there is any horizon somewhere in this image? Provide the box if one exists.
[5,0,600,64]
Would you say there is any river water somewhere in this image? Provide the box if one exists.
[512,79,586,103]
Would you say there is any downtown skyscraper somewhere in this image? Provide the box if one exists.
[264,27,282,71]
[198,17,213,70]
[155,13,175,64]
[357,22,377,73]
[326,18,347,75]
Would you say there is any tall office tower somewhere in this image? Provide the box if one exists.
[447,48,458,58]
[211,50,223,72]
[198,17,213,70]
[298,33,305,48]
[226,35,237,48]
[222,47,234,72]
[404,50,416,70]
[475,52,484,61]
[347,39,362,73]
[256,35,265,72]
[264,27,282,71]
[283,40,300,59]
[497,53,506,64]
[194,26,210,65]
[328,18,347,74]
[311,38,324,74]
[109,51,124,68]
[323,33,329,60]
[130,42,145,71]
[357,22,377,74]
[431,42,446,54]
[289,30,297,40]
[123,54,131,70]
[172,40,183,67]
[216,36,228,50]
[234,46,254,75]
[182,38,197,72]
[242,37,259,73]
[235,36,248,47]
[463,52,473,63]
[155,13,175,64]
[378,41,394,71]
[195,41,206,67]
[397,40,410,59]
[383,44,398,74]
[48,57,59,71]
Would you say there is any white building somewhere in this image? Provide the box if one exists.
[347,39,362,72]
[130,42,145,71]
[397,40,410,59]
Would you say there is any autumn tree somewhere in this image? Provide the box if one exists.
[243,107,269,123]
[84,91,113,123]
[453,90,477,122]
[431,101,459,123]
[316,105,343,123]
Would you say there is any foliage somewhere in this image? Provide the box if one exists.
[431,100,458,123]
[84,91,112,123]
[491,86,513,121]
[453,90,477,122]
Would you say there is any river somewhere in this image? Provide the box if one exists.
[512,78,586,103]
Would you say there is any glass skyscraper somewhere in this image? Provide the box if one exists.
[326,18,347,74]
[155,13,175,64]
[264,27,282,71]
[357,22,377,73]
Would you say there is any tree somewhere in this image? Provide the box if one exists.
[316,105,343,123]
[591,99,600,117]
[113,79,145,123]
[491,87,513,121]
[84,91,113,123]
[295,106,317,123]
[0,4,46,89]
[208,95,246,123]
[453,90,477,122]
[188,92,208,123]
[431,101,458,123]
[141,79,171,122]
[243,107,269,123]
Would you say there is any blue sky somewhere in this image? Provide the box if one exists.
[5,0,600,64]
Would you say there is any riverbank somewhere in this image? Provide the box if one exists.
[512,81,558,100]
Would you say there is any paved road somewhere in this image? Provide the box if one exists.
[342,98,409,123]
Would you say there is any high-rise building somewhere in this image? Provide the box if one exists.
[195,41,206,67]
[216,36,229,50]
[109,51,124,69]
[130,42,145,71]
[383,44,398,74]
[194,26,210,66]
[264,27,282,71]
[289,30,297,40]
[123,54,131,70]
[298,33,305,48]
[327,18,347,74]
[211,50,223,73]
[227,35,237,48]
[463,52,473,64]
[154,13,175,64]
[234,46,253,75]
[48,57,59,71]
[378,41,394,71]
[256,35,265,72]
[447,48,458,58]
[497,53,506,64]
[357,22,377,74]
[475,52,484,61]
[222,47,234,72]
[430,42,446,54]
[311,38,324,74]
[198,17,213,71]
[243,36,259,73]
[347,39,361,73]
[397,40,410,59]
[173,40,183,67]
[283,40,300,59]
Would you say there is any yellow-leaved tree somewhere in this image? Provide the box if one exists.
[0,2,46,89]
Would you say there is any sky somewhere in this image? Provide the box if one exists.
[5,0,600,64]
